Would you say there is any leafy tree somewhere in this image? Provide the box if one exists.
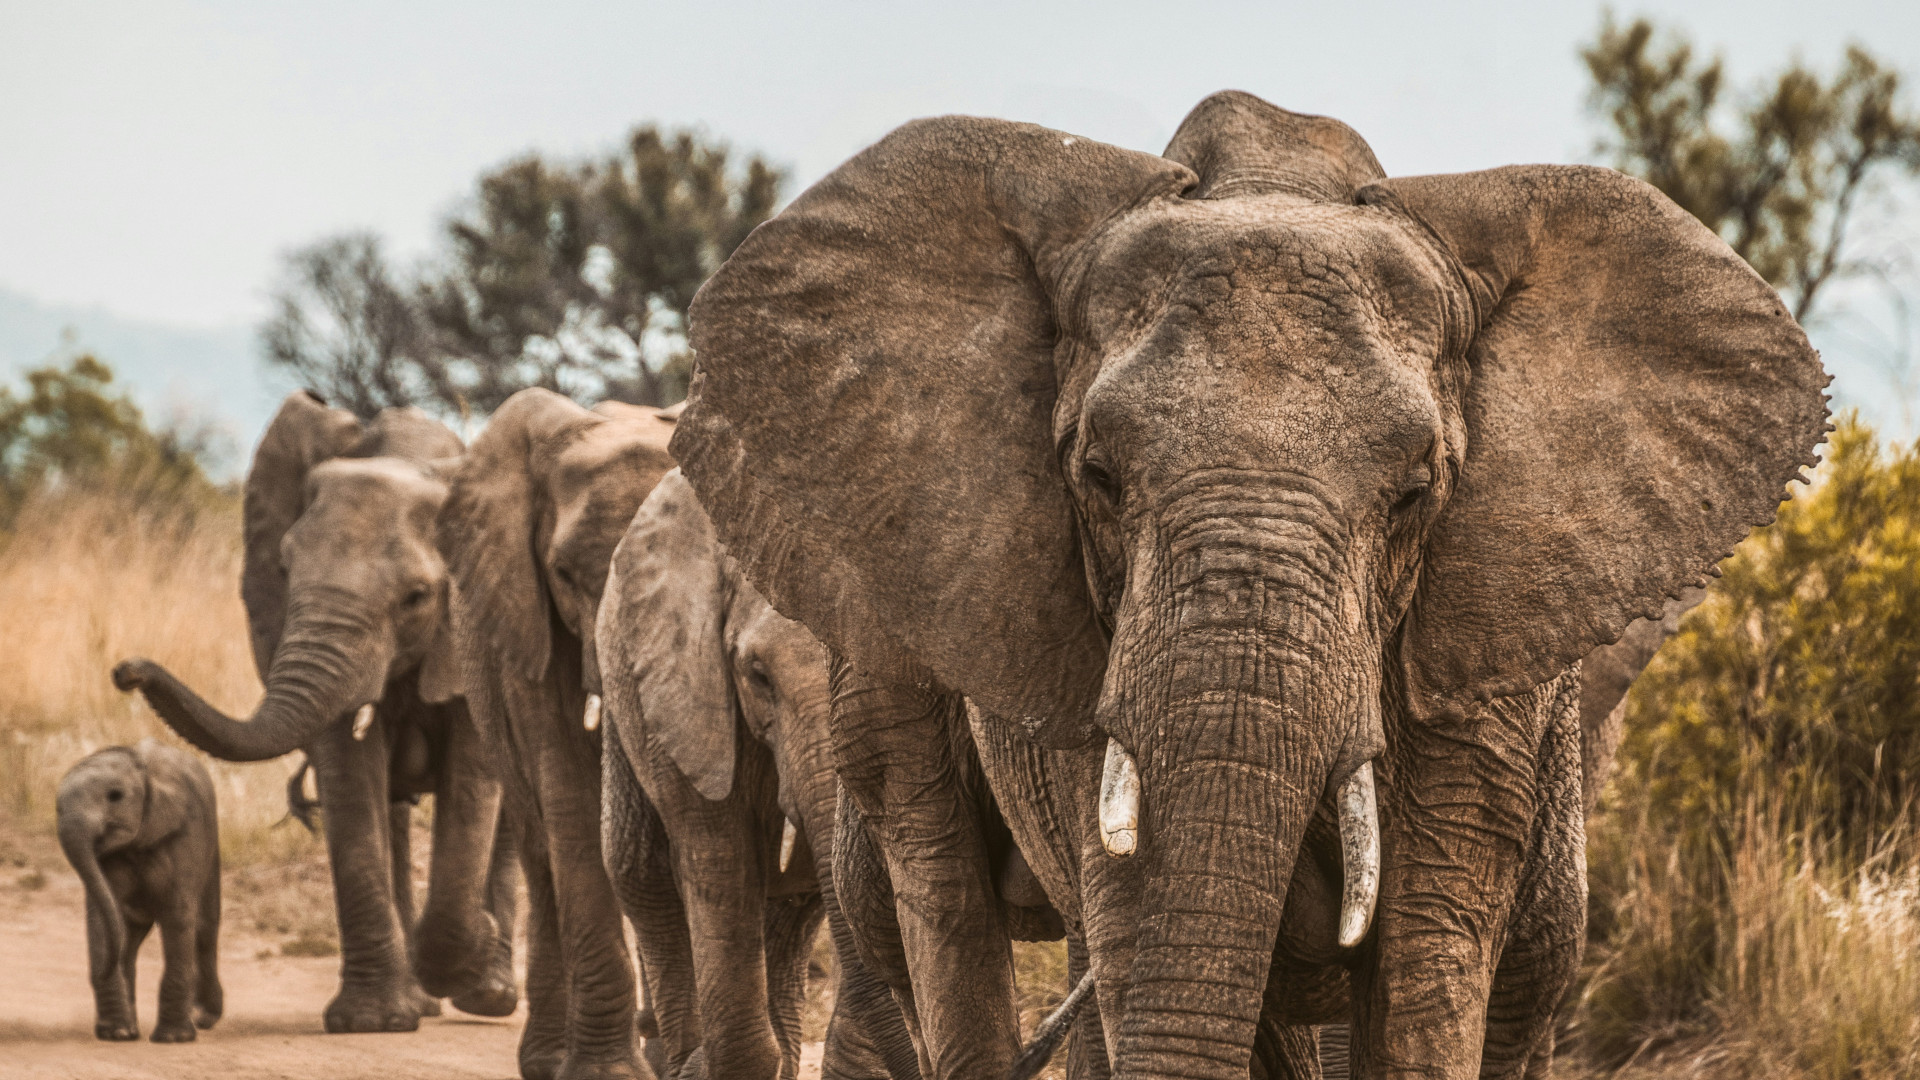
[1584,16,1920,323]
[1615,418,1920,848]
[265,125,785,418]
[261,234,431,419]
[0,354,225,526]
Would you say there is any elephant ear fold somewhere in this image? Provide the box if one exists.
[1162,90,1384,200]
[606,470,736,801]
[439,389,588,684]
[242,392,364,679]
[675,116,1194,746]
[1358,166,1830,719]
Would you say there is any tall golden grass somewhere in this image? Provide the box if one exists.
[0,486,320,866]
[1577,789,1920,1079]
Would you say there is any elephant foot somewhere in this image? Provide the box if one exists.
[150,1021,198,1043]
[94,1021,139,1041]
[451,971,519,1018]
[413,987,443,1018]
[192,1004,221,1030]
[414,911,500,999]
[555,1056,654,1080]
[520,1032,568,1080]
[324,984,422,1033]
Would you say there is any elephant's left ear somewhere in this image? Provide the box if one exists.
[1360,166,1830,719]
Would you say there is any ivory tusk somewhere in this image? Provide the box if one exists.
[351,703,375,741]
[779,818,797,873]
[1098,738,1140,858]
[582,693,603,732]
[1336,761,1380,949]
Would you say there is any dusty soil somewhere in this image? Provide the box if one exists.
[0,831,827,1080]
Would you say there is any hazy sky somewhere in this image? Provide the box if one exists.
[3,0,1917,331]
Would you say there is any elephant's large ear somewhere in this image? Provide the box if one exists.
[438,389,587,683]
[606,470,736,801]
[675,117,1195,745]
[241,392,363,679]
[1359,166,1829,719]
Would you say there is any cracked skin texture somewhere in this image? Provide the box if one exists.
[673,90,1829,1079]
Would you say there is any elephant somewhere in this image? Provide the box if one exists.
[596,469,926,1080]
[112,391,515,1034]
[57,740,223,1043]
[433,387,681,1080]
[665,90,1829,1080]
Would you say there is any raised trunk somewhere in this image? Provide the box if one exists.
[115,622,385,763]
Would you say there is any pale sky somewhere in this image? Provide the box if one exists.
[3,0,1919,451]
[5,0,1915,328]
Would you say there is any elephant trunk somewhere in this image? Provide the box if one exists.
[59,814,127,988]
[1108,557,1356,1080]
[115,603,389,762]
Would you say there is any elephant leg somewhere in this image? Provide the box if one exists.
[453,802,522,1018]
[1250,1017,1320,1080]
[416,709,509,1009]
[816,821,921,1080]
[519,823,571,1080]
[832,785,929,1077]
[389,801,440,1018]
[150,904,201,1043]
[108,910,150,1041]
[604,738,696,1079]
[764,892,826,1080]
[664,787,780,1080]
[1478,702,1586,1080]
[829,665,1018,1079]
[1065,934,1110,1080]
[307,727,419,1034]
[195,869,223,1029]
[532,752,642,1077]
[1355,676,1576,1080]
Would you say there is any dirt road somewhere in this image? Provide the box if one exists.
[0,847,826,1080]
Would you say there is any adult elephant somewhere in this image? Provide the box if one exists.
[434,387,678,1080]
[113,391,513,1034]
[597,470,926,1080]
[668,91,1829,1080]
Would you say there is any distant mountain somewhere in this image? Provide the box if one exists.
[0,288,281,477]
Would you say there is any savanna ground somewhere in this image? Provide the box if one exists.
[8,395,1920,1079]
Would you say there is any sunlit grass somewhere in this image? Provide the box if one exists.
[0,487,320,868]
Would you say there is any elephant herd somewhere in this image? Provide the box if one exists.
[108,91,1828,1080]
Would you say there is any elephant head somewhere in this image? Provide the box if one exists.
[599,468,834,810]
[114,391,466,760]
[436,388,677,720]
[671,92,1828,1077]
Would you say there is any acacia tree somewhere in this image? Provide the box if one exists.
[261,233,430,419]
[1584,17,1920,324]
[264,126,785,418]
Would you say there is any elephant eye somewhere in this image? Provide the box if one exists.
[106,788,123,803]
[1392,483,1430,517]
[747,660,773,694]
[403,585,432,607]
[1082,457,1121,504]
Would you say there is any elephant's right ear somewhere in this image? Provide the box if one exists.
[241,391,363,679]
[675,117,1195,746]
[438,389,588,684]
[605,470,736,801]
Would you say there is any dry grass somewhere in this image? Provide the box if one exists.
[0,488,319,868]
[1572,797,1920,1080]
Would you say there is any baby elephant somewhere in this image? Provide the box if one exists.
[57,739,223,1042]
